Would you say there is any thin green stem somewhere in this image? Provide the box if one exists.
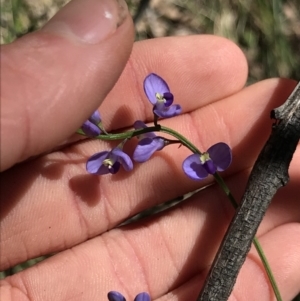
[159,126,201,154]
[213,173,237,209]
[77,125,201,154]
[252,239,282,301]
[77,125,161,140]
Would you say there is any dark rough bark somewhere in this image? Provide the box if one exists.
[197,82,300,301]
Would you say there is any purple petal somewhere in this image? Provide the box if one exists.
[133,137,165,162]
[134,120,147,129]
[86,151,109,174]
[107,291,126,301]
[153,104,182,118]
[163,92,174,106]
[134,292,151,301]
[133,120,156,139]
[153,101,167,112]
[81,120,101,136]
[111,148,133,171]
[89,110,101,125]
[144,73,170,105]
[202,159,217,174]
[207,142,232,171]
[109,161,121,174]
[182,154,209,180]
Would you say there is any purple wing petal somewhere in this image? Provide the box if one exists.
[133,120,156,139]
[81,120,101,136]
[163,92,174,106]
[144,73,170,105]
[202,159,217,175]
[133,137,164,162]
[88,110,101,124]
[86,151,109,174]
[112,148,133,171]
[134,292,151,301]
[109,161,121,174]
[182,154,209,180]
[207,142,232,171]
[154,104,182,118]
[133,120,147,129]
[153,137,165,150]
[107,291,126,301]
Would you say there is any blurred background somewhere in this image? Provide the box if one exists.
[0,0,299,300]
[1,0,299,83]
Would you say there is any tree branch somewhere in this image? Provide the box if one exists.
[197,82,300,301]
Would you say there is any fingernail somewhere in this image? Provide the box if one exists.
[41,0,128,44]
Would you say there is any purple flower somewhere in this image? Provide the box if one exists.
[81,120,101,136]
[108,291,126,301]
[182,142,232,180]
[143,73,181,118]
[134,292,151,301]
[133,120,165,162]
[107,291,151,301]
[89,110,101,124]
[81,110,102,137]
[86,147,133,175]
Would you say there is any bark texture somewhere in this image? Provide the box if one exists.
[198,82,300,301]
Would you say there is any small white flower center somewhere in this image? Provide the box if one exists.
[103,158,114,169]
[155,92,165,103]
[200,152,210,164]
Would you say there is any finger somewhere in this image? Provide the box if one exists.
[1,184,299,301]
[155,224,300,301]
[1,79,299,269]
[257,147,300,233]
[57,34,248,151]
[0,0,134,171]
[236,223,300,301]
[99,34,248,129]
[45,34,248,145]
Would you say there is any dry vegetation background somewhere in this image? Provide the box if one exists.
[0,0,300,300]
[1,0,300,83]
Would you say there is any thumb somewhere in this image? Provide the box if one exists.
[0,0,134,171]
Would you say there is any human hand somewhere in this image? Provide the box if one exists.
[1,0,300,300]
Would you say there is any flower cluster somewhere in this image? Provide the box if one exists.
[108,291,150,301]
[79,73,233,301]
[82,73,232,178]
